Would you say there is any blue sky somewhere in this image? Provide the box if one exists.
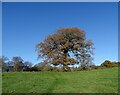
[2,2,118,65]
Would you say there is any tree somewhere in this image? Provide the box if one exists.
[101,60,111,67]
[0,56,9,72]
[12,56,24,71]
[101,60,118,68]
[36,28,94,67]
[7,61,14,72]
[24,61,32,68]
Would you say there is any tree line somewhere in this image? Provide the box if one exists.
[0,56,119,72]
[0,56,32,72]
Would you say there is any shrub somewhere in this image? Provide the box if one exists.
[29,67,38,71]
[97,66,106,69]
[41,66,53,71]
[52,67,59,72]
[58,67,64,72]
[101,60,119,68]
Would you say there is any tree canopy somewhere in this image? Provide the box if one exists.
[36,28,94,67]
[12,56,24,71]
[0,56,9,71]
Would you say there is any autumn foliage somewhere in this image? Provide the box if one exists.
[36,28,94,67]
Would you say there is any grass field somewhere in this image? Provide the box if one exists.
[2,67,118,93]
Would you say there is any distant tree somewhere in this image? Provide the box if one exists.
[7,61,14,72]
[24,61,32,68]
[36,28,94,68]
[29,66,38,71]
[34,62,49,71]
[101,60,111,66]
[101,60,119,68]
[0,56,9,72]
[12,56,24,71]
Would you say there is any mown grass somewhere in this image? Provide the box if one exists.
[2,67,118,93]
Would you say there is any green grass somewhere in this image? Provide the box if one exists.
[2,67,118,93]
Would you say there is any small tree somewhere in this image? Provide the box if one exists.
[0,56,9,72]
[36,28,94,68]
[12,56,24,71]
[101,60,118,68]
[7,61,14,72]
[24,61,32,68]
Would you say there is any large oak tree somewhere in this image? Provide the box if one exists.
[36,28,94,67]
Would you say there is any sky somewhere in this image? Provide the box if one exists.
[2,2,118,65]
